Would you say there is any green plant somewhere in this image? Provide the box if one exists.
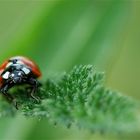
[0,65,139,133]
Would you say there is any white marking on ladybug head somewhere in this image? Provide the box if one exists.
[11,73,15,77]
[22,67,30,74]
[18,72,22,76]
[2,71,10,79]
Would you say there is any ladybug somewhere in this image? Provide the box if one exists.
[0,56,41,109]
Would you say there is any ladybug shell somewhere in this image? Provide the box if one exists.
[0,56,41,85]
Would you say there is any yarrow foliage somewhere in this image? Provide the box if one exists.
[0,65,139,133]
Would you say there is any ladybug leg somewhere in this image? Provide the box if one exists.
[1,84,18,109]
[1,85,12,101]
[28,78,41,103]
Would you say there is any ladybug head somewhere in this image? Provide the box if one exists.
[9,70,25,83]
[2,64,31,84]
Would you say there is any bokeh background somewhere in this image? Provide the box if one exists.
[0,0,140,140]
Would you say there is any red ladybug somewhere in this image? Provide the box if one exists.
[0,56,41,108]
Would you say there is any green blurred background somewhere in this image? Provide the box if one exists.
[0,0,140,140]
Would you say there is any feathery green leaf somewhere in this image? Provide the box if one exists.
[0,65,139,133]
